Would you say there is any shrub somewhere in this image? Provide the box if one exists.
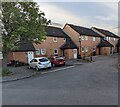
[1,69,12,76]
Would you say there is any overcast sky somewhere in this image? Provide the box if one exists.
[34,1,118,34]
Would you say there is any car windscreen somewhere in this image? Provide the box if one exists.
[56,57,64,60]
[39,58,48,62]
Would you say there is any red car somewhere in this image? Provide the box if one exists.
[49,56,65,67]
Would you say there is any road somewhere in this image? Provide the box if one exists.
[2,55,118,105]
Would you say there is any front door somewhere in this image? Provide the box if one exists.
[27,51,34,63]
[73,49,77,59]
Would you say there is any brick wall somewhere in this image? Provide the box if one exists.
[63,24,100,57]
[107,38,118,52]
[100,47,111,55]
[33,36,65,58]
[64,49,74,59]
[7,52,28,63]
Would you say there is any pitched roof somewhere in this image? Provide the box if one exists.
[46,26,70,38]
[60,38,78,49]
[97,39,113,47]
[12,41,36,52]
[92,27,119,38]
[67,24,102,37]
[116,39,120,47]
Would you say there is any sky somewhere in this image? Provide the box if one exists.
[34,1,118,35]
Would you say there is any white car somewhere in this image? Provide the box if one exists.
[28,57,52,71]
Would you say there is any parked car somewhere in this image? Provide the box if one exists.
[49,56,65,67]
[7,60,27,67]
[28,57,52,71]
[7,60,20,67]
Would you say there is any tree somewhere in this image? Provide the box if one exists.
[1,2,51,70]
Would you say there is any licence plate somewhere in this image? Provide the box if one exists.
[60,62,63,64]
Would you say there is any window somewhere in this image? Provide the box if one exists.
[31,59,38,62]
[84,47,88,52]
[81,36,85,40]
[85,36,88,40]
[41,49,46,55]
[36,49,40,55]
[39,58,48,62]
[114,38,116,41]
[106,37,109,40]
[53,37,57,42]
[109,37,111,40]
[63,38,66,42]
[81,35,88,40]
[54,49,58,55]
[81,46,88,52]
[93,37,96,41]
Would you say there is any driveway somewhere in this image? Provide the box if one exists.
[2,54,118,105]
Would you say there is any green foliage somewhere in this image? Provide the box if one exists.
[1,68,12,76]
[2,2,51,53]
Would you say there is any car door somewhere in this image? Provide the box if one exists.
[32,59,38,68]
[29,59,34,68]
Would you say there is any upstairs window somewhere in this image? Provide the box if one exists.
[53,37,57,42]
[63,38,66,42]
[93,37,96,41]
[106,37,109,40]
[81,35,88,40]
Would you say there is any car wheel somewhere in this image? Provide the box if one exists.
[48,67,51,69]
[36,66,39,71]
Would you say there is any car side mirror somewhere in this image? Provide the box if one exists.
[30,61,32,63]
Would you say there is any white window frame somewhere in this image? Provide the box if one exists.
[53,37,57,42]
[63,38,66,42]
[85,46,88,52]
[81,36,85,40]
[106,37,109,40]
[54,49,58,55]
[36,49,40,55]
[93,37,96,41]
[81,47,85,52]
[81,46,88,52]
[41,49,46,55]
[81,35,88,40]
[85,36,88,40]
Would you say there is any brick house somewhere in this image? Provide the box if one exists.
[92,27,120,54]
[97,39,114,55]
[33,26,70,59]
[7,26,70,63]
[60,38,78,59]
[7,41,36,63]
[63,23,103,57]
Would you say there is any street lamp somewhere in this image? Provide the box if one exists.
[79,36,81,58]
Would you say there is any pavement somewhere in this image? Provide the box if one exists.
[2,54,118,105]
[2,59,84,82]
[1,55,109,82]
[2,66,37,82]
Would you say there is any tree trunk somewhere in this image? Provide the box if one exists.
[2,52,8,70]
